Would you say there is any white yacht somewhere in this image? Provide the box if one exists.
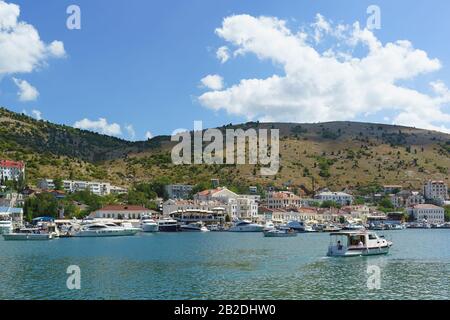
[228,220,264,232]
[263,221,276,232]
[158,218,179,232]
[73,223,139,237]
[3,228,53,241]
[343,223,365,231]
[140,216,159,232]
[264,227,297,238]
[327,231,393,257]
[118,221,142,233]
[286,220,316,232]
[180,221,209,232]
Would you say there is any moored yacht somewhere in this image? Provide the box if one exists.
[140,216,159,232]
[228,220,264,232]
[264,227,297,238]
[263,221,276,231]
[180,221,209,232]
[158,218,179,232]
[3,228,53,241]
[343,223,365,231]
[327,231,393,257]
[73,223,138,237]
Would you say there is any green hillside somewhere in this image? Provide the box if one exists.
[1,107,449,193]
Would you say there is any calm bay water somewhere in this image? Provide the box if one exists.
[0,229,449,300]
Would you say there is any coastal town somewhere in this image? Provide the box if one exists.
[1,158,449,238]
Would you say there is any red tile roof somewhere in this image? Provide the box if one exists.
[97,205,150,211]
[0,160,25,169]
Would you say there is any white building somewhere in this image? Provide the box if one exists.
[89,205,152,219]
[315,191,353,206]
[0,160,25,181]
[162,199,226,216]
[423,180,448,203]
[407,204,445,224]
[37,179,127,196]
[266,191,302,209]
[165,184,193,199]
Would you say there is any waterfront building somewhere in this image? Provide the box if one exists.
[89,205,152,219]
[193,187,259,220]
[165,184,193,199]
[383,185,403,194]
[162,199,227,216]
[423,180,448,204]
[314,191,353,206]
[0,160,25,181]
[266,191,302,209]
[0,206,23,225]
[194,187,238,202]
[407,204,445,224]
[37,179,127,196]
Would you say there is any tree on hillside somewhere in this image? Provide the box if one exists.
[320,200,341,209]
[53,177,63,191]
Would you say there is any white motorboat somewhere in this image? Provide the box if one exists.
[2,228,53,241]
[73,223,139,237]
[140,216,159,232]
[118,222,142,233]
[263,221,276,231]
[343,223,365,231]
[207,224,222,231]
[287,221,316,232]
[158,218,179,232]
[228,220,264,232]
[0,219,13,235]
[327,231,393,257]
[264,228,297,238]
[180,221,209,232]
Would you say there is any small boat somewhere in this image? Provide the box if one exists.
[387,224,405,230]
[264,228,297,237]
[207,224,223,231]
[228,220,264,232]
[158,218,179,232]
[2,228,53,241]
[323,224,342,232]
[343,223,365,231]
[180,221,209,232]
[327,231,393,257]
[303,225,317,233]
[73,223,138,237]
[140,215,159,232]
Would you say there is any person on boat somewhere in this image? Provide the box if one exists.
[337,240,343,250]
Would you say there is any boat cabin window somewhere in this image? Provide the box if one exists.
[368,234,378,240]
[349,235,365,246]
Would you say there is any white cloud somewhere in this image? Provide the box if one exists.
[200,74,224,90]
[73,118,122,136]
[31,109,42,120]
[216,46,230,63]
[124,124,136,139]
[145,131,153,140]
[0,0,66,76]
[199,14,450,133]
[12,77,39,101]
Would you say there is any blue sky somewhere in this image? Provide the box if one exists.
[1,0,450,139]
